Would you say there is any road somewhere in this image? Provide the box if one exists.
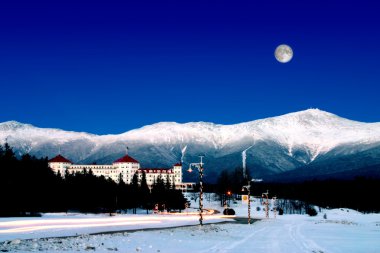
[0,213,230,241]
[1,212,379,252]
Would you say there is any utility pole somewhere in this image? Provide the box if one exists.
[272,196,277,219]
[188,155,205,226]
[248,186,251,224]
[242,181,251,224]
[262,190,269,219]
[241,136,258,225]
[243,178,262,224]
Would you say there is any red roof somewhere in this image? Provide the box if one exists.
[113,154,139,164]
[174,162,182,166]
[48,155,72,164]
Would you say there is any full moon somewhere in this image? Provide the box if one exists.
[275,44,293,63]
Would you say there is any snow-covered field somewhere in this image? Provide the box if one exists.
[1,195,380,252]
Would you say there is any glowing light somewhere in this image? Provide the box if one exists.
[0,220,160,234]
[0,213,231,235]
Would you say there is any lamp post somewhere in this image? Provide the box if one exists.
[262,190,269,219]
[226,190,232,206]
[242,183,251,224]
[242,178,262,224]
[241,136,260,225]
[272,196,277,219]
[188,155,205,226]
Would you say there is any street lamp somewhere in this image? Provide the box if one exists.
[262,190,269,219]
[272,196,277,219]
[188,155,205,226]
[226,190,232,206]
[241,184,251,224]
[242,178,262,224]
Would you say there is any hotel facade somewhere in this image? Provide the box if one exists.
[48,154,194,190]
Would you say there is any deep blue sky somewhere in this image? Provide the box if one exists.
[0,1,379,134]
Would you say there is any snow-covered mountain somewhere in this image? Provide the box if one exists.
[1,109,380,182]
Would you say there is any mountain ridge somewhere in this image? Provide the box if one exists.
[1,109,380,182]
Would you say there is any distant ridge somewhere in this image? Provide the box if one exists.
[1,109,380,182]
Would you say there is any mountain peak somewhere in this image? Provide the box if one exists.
[286,108,337,118]
[0,121,34,131]
[269,108,348,126]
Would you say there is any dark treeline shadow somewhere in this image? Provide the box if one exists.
[251,179,380,213]
[215,167,380,213]
[0,144,187,217]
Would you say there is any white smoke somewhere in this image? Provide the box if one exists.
[242,145,253,177]
[181,145,187,163]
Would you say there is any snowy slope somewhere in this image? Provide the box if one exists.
[119,109,380,157]
[1,109,380,181]
[1,198,379,253]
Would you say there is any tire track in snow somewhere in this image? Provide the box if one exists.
[288,220,328,253]
[201,219,329,253]
[222,226,268,252]
[294,221,329,253]
[200,224,268,253]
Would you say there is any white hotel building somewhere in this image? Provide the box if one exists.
[48,154,194,190]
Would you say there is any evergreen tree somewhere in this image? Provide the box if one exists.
[117,173,127,211]
[166,190,187,212]
[131,172,139,213]
[0,144,4,158]
[155,174,165,191]
[4,143,16,161]
[140,171,151,213]
[151,174,167,211]
[171,180,176,191]
[165,174,171,190]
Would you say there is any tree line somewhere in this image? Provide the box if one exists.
[0,144,187,217]
[215,167,380,213]
[252,178,380,213]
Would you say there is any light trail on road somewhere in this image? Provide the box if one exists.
[0,214,230,235]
